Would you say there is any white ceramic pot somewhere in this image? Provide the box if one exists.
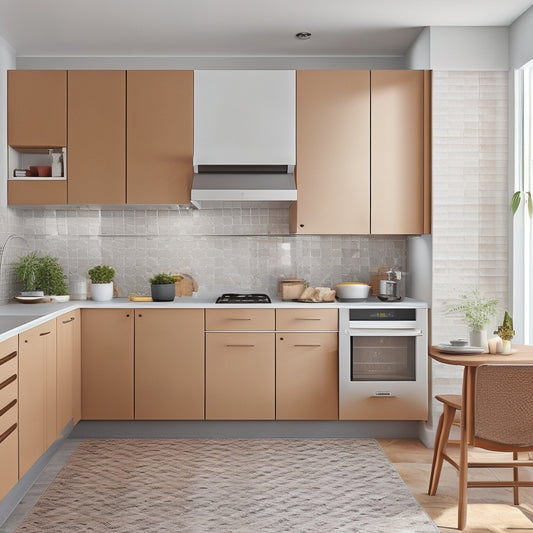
[91,282,114,302]
[469,329,488,352]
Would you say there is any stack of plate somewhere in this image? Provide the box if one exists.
[437,344,485,355]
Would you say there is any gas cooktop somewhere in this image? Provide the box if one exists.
[215,293,272,304]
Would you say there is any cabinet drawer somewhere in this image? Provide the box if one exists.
[205,309,275,331]
[0,379,17,412]
[0,399,18,435]
[0,350,17,383]
[0,423,18,501]
[276,308,338,331]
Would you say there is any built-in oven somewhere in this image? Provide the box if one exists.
[339,305,428,420]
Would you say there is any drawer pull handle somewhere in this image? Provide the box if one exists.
[228,318,252,321]
[296,317,322,321]
[0,374,17,392]
[62,317,75,324]
[0,423,17,445]
[39,331,52,337]
[0,399,17,418]
[0,351,17,366]
[294,344,321,347]
[225,344,256,348]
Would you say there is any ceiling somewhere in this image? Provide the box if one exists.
[0,0,531,57]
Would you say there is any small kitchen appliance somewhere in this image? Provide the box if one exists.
[216,293,271,304]
[377,268,402,302]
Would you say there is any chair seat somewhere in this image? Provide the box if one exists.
[435,394,462,410]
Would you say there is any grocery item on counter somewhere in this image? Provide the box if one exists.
[298,286,336,302]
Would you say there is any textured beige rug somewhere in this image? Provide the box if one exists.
[16,439,438,532]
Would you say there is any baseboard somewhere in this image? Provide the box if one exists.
[417,421,436,448]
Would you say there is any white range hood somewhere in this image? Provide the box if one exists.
[191,70,296,207]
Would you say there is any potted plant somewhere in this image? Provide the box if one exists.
[497,311,515,354]
[14,251,44,296]
[149,273,176,302]
[88,265,115,302]
[447,288,498,351]
[35,255,69,301]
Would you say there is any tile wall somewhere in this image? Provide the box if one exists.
[6,204,406,300]
[430,71,509,423]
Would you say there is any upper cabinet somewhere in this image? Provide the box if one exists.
[67,70,126,204]
[291,69,431,235]
[8,70,67,148]
[371,70,431,235]
[127,70,193,204]
[291,70,370,234]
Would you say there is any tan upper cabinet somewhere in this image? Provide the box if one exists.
[371,70,431,235]
[81,309,134,420]
[8,70,67,148]
[127,71,194,204]
[68,70,126,204]
[18,320,57,477]
[291,70,371,234]
[134,309,204,420]
[56,310,81,431]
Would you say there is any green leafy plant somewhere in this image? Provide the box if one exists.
[149,273,176,285]
[511,190,533,217]
[88,265,115,284]
[447,288,498,331]
[35,255,68,295]
[497,311,515,341]
[14,251,41,292]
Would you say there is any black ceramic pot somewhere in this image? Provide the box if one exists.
[150,283,175,302]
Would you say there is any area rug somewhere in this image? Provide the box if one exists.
[16,439,438,532]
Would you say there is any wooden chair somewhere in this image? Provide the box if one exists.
[428,364,533,530]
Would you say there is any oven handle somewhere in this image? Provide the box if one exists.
[344,328,423,337]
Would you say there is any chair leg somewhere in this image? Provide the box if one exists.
[513,451,519,505]
[458,409,469,530]
[428,404,457,496]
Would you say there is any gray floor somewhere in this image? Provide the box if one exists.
[0,439,82,533]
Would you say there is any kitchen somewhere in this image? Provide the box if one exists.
[1,1,533,531]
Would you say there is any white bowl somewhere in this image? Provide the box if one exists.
[50,295,70,303]
[334,282,370,300]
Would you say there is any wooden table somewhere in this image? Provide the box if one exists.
[429,344,533,528]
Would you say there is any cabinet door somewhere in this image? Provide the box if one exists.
[81,309,134,420]
[291,70,370,234]
[8,70,67,147]
[68,70,126,204]
[135,309,204,420]
[205,308,275,331]
[56,309,81,432]
[0,336,18,499]
[276,332,338,420]
[8,180,67,206]
[127,71,194,204]
[371,70,430,235]
[19,320,56,477]
[205,332,275,420]
[276,308,338,331]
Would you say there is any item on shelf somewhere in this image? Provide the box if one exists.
[49,150,63,177]
[13,168,29,177]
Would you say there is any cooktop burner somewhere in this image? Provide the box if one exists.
[216,293,272,304]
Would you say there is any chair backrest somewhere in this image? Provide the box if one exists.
[475,364,533,446]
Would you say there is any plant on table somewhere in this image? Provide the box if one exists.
[497,311,515,354]
[149,273,177,285]
[88,265,116,302]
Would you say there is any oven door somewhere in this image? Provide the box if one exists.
[339,309,428,421]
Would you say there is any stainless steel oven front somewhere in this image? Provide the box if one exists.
[339,306,428,420]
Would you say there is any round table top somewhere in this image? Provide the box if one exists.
[429,344,533,366]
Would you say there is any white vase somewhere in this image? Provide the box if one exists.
[501,339,512,354]
[469,329,488,352]
[91,282,114,302]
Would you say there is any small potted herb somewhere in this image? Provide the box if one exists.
[88,265,115,302]
[497,311,515,354]
[149,273,176,302]
[35,255,69,301]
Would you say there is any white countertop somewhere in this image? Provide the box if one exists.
[0,295,428,342]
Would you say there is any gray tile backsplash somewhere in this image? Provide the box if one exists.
[9,205,406,299]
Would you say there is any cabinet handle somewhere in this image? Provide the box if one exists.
[0,351,17,366]
[294,344,321,347]
[0,423,17,445]
[137,314,142,318]
[0,374,17,392]
[62,317,75,324]
[296,317,322,321]
[39,331,51,337]
[0,399,17,418]
[126,314,131,318]
[228,318,252,321]
[225,344,256,348]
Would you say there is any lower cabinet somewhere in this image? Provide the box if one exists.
[19,320,57,478]
[135,309,204,419]
[276,331,338,420]
[205,332,275,420]
[81,309,134,420]
[56,310,81,432]
[0,336,18,500]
